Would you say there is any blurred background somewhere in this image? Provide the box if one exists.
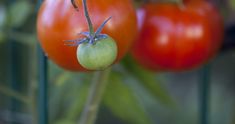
[0,0,235,124]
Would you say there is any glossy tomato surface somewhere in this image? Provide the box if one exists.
[37,0,137,71]
[185,0,224,57]
[132,2,223,71]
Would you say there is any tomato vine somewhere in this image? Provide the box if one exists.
[69,0,114,124]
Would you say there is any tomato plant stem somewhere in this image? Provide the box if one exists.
[82,0,95,36]
[0,84,29,104]
[177,0,184,8]
[78,68,111,124]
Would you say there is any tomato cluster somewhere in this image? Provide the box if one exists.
[131,0,224,71]
[37,0,224,72]
[37,0,137,71]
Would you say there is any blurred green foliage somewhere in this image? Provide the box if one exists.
[0,1,175,123]
[0,0,235,124]
[8,1,32,28]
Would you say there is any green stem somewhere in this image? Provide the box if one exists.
[28,80,39,124]
[177,0,185,8]
[82,0,95,36]
[78,68,111,124]
[0,84,30,104]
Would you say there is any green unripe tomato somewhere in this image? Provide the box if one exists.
[77,36,117,70]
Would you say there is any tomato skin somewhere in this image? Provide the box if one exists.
[185,0,224,58]
[37,0,137,71]
[132,2,223,71]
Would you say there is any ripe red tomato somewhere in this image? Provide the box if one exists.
[131,2,224,71]
[37,0,137,71]
[185,0,224,58]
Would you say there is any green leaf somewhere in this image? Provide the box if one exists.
[49,71,91,122]
[0,30,6,43]
[8,1,32,28]
[65,83,89,120]
[55,72,72,86]
[122,55,176,108]
[103,72,152,124]
[0,5,6,28]
[230,0,235,9]
[54,120,76,124]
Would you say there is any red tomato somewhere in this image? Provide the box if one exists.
[185,0,224,59]
[37,0,137,71]
[131,2,224,71]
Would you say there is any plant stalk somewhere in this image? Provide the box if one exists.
[177,0,185,9]
[78,68,111,124]
[0,84,29,104]
[82,0,95,36]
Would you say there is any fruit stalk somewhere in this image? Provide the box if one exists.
[78,68,111,124]
[77,0,113,123]
[82,0,95,36]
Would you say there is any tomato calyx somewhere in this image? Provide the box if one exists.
[65,16,112,46]
[71,0,79,11]
[66,0,112,46]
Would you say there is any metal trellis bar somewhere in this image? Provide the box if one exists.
[200,64,211,124]
[37,45,48,124]
[8,0,19,123]
[37,0,48,124]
